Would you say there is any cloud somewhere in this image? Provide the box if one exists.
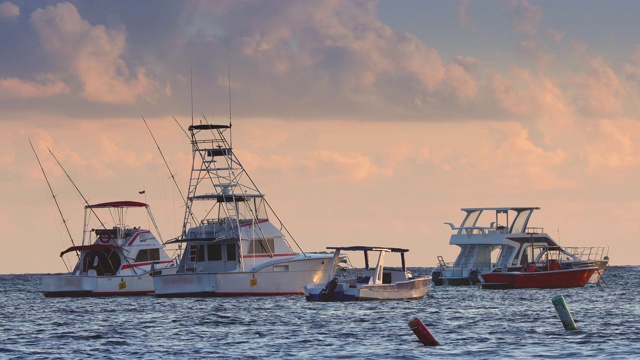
[623,45,640,85]
[457,0,477,30]
[0,1,19,19]
[490,67,572,119]
[304,150,388,183]
[0,74,69,99]
[583,119,640,172]
[29,2,161,104]
[182,1,480,118]
[576,57,624,117]
[508,0,543,37]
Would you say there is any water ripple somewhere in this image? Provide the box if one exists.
[0,267,638,358]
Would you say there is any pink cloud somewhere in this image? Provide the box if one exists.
[583,119,639,172]
[0,1,19,19]
[577,57,624,117]
[0,75,69,99]
[30,2,161,104]
[491,67,572,118]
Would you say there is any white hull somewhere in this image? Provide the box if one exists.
[154,256,332,297]
[305,277,431,301]
[42,272,171,297]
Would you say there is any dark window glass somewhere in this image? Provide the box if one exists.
[226,243,236,261]
[207,244,222,261]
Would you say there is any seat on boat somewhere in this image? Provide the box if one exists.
[356,275,371,284]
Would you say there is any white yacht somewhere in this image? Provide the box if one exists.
[431,207,609,286]
[153,124,334,297]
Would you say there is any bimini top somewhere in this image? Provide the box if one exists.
[86,201,148,209]
[461,206,540,212]
[188,124,231,131]
[326,246,409,253]
[59,244,119,257]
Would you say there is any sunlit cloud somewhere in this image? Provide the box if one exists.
[0,1,19,19]
[0,75,69,99]
[30,2,161,104]
[577,57,624,117]
[491,67,572,119]
[583,119,640,172]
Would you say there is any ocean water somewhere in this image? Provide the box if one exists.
[1,266,638,359]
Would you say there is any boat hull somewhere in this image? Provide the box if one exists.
[304,276,431,301]
[153,256,333,297]
[42,274,154,297]
[480,267,597,289]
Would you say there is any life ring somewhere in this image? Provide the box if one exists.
[99,232,112,244]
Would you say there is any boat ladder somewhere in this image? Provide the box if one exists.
[437,256,447,268]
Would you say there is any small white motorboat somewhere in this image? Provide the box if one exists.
[304,246,431,301]
[42,201,177,297]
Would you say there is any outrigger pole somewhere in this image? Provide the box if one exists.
[47,147,108,232]
[46,146,140,274]
[29,139,76,271]
[142,116,198,235]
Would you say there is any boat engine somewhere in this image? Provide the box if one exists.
[320,277,339,301]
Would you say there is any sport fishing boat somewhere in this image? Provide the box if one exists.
[480,244,598,289]
[431,207,609,286]
[304,246,431,301]
[152,124,334,297]
[42,201,177,297]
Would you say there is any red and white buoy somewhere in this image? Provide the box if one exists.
[408,317,440,346]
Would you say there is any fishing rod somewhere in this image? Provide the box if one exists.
[47,147,108,231]
[47,147,141,274]
[29,139,76,271]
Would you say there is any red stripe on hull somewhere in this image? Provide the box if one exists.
[155,291,304,298]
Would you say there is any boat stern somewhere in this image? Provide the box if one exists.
[41,274,97,297]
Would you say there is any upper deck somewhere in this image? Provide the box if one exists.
[447,207,544,245]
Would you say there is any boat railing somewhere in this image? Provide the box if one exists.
[435,261,497,275]
[456,226,497,235]
[562,246,609,261]
[524,226,544,234]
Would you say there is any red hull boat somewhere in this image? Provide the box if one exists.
[480,263,597,289]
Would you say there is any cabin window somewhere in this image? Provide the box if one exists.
[207,243,222,261]
[510,209,532,234]
[189,244,206,262]
[135,249,160,262]
[249,239,275,254]
[226,243,237,261]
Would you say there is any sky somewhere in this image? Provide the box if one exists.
[1,0,639,274]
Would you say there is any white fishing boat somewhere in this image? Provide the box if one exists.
[431,207,609,286]
[42,201,177,297]
[304,246,431,301]
[152,124,334,297]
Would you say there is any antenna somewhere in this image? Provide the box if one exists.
[29,139,77,269]
[228,64,232,148]
[190,66,194,127]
